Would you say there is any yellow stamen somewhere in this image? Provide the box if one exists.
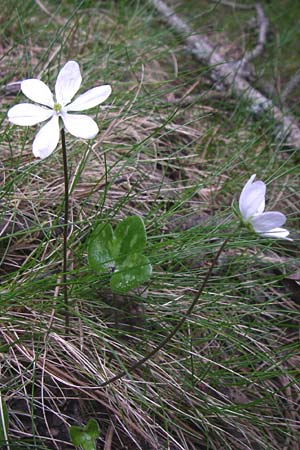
[54,103,62,113]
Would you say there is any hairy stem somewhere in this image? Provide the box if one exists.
[100,230,236,387]
[61,128,69,334]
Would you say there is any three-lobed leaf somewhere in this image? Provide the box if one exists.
[88,216,152,293]
[69,418,100,450]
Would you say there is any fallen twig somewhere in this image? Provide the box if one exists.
[211,0,254,10]
[282,68,300,102]
[216,3,268,80]
[239,4,269,65]
[151,0,300,148]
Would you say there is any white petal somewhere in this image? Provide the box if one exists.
[55,61,82,106]
[32,116,59,159]
[260,227,292,240]
[239,174,266,221]
[21,79,54,107]
[251,211,286,232]
[61,113,98,139]
[8,104,53,126]
[66,85,112,112]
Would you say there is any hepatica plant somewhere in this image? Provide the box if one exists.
[88,216,152,294]
[7,61,112,333]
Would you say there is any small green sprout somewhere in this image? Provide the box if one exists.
[69,418,100,450]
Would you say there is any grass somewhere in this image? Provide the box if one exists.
[0,0,299,449]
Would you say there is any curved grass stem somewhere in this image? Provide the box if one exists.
[100,228,238,387]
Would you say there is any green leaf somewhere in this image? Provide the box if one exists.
[111,253,152,293]
[114,216,147,262]
[88,223,115,273]
[0,397,9,443]
[69,419,100,450]
[88,216,152,294]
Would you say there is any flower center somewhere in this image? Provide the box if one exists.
[53,102,62,114]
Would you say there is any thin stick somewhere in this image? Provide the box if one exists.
[151,0,300,148]
[238,4,269,65]
[99,231,235,387]
[282,68,300,102]
[61,128,69,334]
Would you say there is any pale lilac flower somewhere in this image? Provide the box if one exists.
[7,61,111,159]
[239,174,291,240]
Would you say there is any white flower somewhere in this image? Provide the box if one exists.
[239,174,291,240]
[7,61,112,159]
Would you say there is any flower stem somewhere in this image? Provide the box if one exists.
[99,229,238,387]
[61,127,69,334]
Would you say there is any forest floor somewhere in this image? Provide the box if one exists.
[1,1,300,449]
